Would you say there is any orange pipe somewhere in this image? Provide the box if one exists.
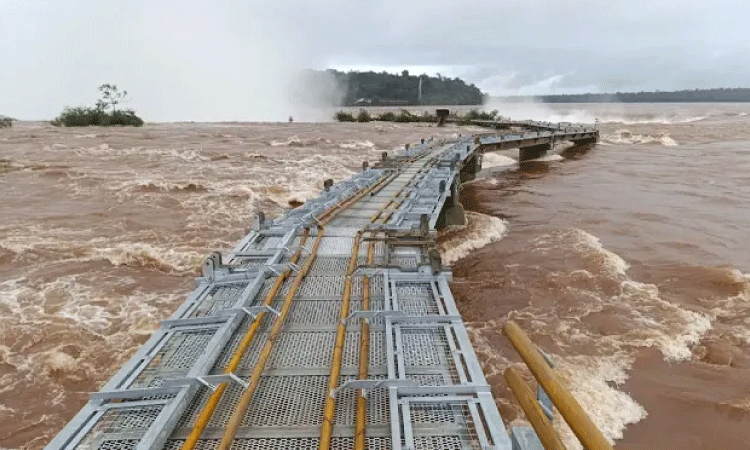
[213,164,391,450]
[319,232,361,450]
[504,367,567,450]
[216,230,325,450]
[504,321,613,450]
[354,241,375,450]
[328,150,437,450]
[178,231,308,450]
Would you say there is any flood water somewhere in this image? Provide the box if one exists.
[1,103,748,449]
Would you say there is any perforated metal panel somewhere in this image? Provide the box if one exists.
[389,256,419,270]
[407,402,481,450]
[191,283,247,318]
[75,405,164,450]
[393,282,441,315]
[316,237,356,255]
[163,437,392,450]
[132,328,219,388]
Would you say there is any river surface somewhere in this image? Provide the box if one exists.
[1,103,748,450]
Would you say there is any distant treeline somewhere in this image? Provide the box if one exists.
[307,69,484,106]
[499,88,750,103]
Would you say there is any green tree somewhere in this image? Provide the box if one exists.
[97,84,128,113]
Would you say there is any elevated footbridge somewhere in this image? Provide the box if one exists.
[47,122,608,450]
[471,119,599,162]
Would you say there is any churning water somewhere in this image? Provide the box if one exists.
[1,103,748,449]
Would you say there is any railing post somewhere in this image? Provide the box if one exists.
[505,367,567,450]
[503,320,614,450]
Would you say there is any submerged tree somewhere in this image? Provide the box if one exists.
[96,84,129,113]
[52,84,143,127]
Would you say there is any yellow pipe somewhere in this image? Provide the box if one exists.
[504,367,567,450]
[178,231,309,450]
[319,232,361,450]
[216,229,326,450]
[213,166,390,450]
[318,172,396,224]
[354,241,375,450]
[329,151,438,450]
[503,320,613,450]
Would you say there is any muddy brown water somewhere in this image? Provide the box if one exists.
[1,103,749,449]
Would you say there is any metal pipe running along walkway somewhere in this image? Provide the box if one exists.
[46,120,600,450]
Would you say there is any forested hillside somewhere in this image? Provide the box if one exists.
[499,88,750,103]
[306,69,484,106]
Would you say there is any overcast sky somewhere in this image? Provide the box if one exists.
[2,0,749,121]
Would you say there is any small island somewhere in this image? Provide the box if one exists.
[51,84,144,127]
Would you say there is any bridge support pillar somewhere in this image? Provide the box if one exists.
[437,179,466,229]
[519,142,552,162]
[571,137,598,147]
[460,154,482,182]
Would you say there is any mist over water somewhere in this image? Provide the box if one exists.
[1,103,749,450]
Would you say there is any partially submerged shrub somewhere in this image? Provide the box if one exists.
[52,84,144,127]
[463,109,499,122]
[378,111,396,121]
[394,110,414,123]
[335,111,356,122]
[356,109,371,122]
[51,107,143,127]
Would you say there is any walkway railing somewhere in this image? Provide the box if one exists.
[503,320,614,450]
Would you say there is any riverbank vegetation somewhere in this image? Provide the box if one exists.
[499,87,750,103]
[52,84,144,127]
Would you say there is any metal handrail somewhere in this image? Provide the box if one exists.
[503,320,614,450]
[504,366,567,450]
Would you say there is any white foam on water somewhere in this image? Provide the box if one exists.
[270,136,305,146]
[603,129,678,146]
[269,136,332,147]
[501,228,720,445]
[528,153,564,162]
[570,228,630,276]
[0,274,182,393]
[339,140,375,150]
[570,229,712,361]
[614,280,713,361]
[92,242,204,274]
[464,320,513,379]
[701,269,750,344]
[73,145,212,162]
[554,354,647,449]
[438,212,508,265]
[599,116,706,125]
[481,153,516,167]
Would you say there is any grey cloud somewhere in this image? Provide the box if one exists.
[1,0,749,120]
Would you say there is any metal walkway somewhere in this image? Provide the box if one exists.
[46,121,599,450]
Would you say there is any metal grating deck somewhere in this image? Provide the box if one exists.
[46,125,602,450]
